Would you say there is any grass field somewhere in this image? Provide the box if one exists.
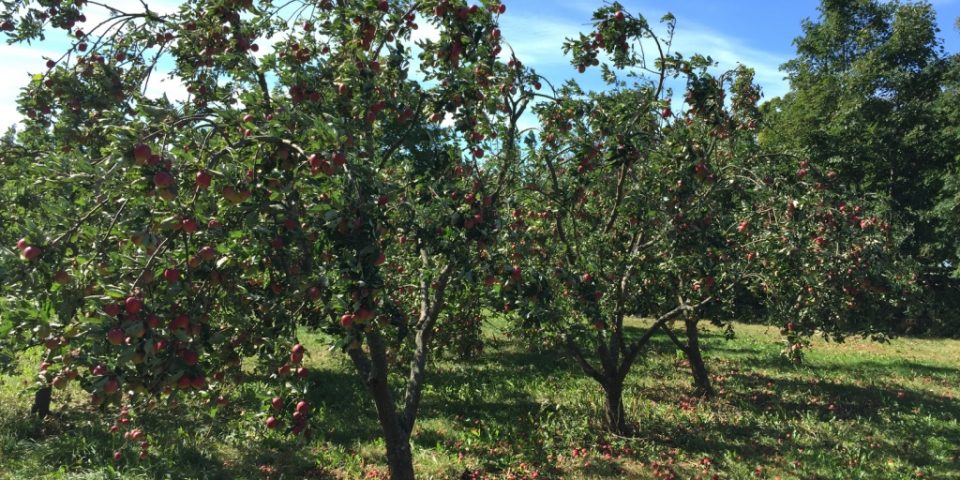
[1,319,958,479]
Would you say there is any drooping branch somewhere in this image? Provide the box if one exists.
[565,338,606,384]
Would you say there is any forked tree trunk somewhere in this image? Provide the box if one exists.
[349,333,416,480]
[684,318,714,398]
[602,379,630,435]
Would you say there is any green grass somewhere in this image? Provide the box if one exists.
[1,319,958,479]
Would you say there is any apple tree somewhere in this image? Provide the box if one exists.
[0,0,533,478]
[494,3,916,435]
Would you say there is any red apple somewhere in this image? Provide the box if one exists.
[199,246,216,261]
[153,171,174,188]
[21,245,41,261]
[171,314,189,330]
[265,416,279,429]
[271,396,283,410]
[53,270,71,284]
[181,218,199,234]
[295,400,309,414]
[104,303,121,317]
[125,296,142,314]
[133,143,151,164]
[103,378,119,394]
[195,170,212,189]
[340,313,354,328]
[16,238,28,251]
[163,268,180,283]
[180,350,199,366]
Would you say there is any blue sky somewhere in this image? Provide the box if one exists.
[2,0,958,129]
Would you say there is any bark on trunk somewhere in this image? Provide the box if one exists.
[602,379,630,435]
[384,433,415,480]
[30,387,51,418]
[349,333,416,480]
[684,318,714,398]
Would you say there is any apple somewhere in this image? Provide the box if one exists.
[53,270,71,284]
[661,107,672,118]
[355,308,374,322]
[271,396,283,410]
[103,378,119,394]
[511,266,522,280]
[308,286,321,300]
[295,400,309,414]
[582,272,592,283]
[107,327,126,345]
[191,375,206,389]
[125,296,142,314]
[180,350,199,365]
[52,375,68,389]
[296,367,308,378]
[104,303,121,317]
[373,251,386,266]
[113,451,122,462]
[181,218,199,234]
[340,313,354,328]
[195,170,212,189]
[171,314,189,330]
[177,376,192,390]
[265,416,279,429]
[133,143,151,164]
[737,220,749,233]
[153,171,174,188]
[21,245,41,261]
[291,343,305,355]
[199,246,216,261]
[16,238,28,251]
[163,268,180,283]
[614,10,625,21]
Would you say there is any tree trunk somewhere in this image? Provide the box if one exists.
[30,386,51,418]
[684,318,714,398]
[383,431,415,480]
[349,332,416,480]
[602,379,631,435]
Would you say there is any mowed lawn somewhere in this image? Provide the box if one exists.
[1,319,958,479]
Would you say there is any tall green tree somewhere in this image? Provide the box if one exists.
[762,0,955,273]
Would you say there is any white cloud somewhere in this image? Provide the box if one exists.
[670,21,789,100]
[496,10,789,100]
